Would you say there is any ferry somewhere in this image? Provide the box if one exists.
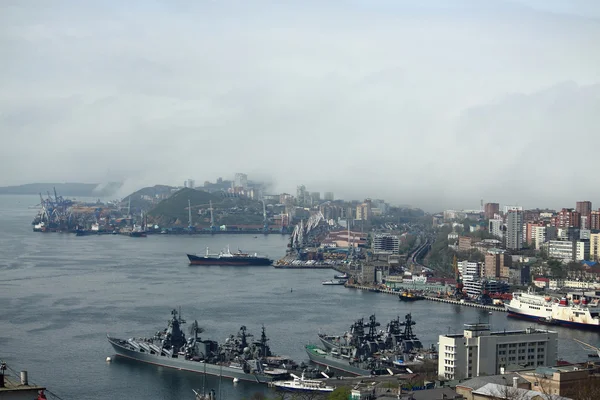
[505,289,600,330]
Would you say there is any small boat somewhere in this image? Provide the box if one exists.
[322,280,346,286]
[398,292,425,301]
[333,273,348,279]
[270,373,335,393]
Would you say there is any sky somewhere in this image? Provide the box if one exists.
[1,0,599,211]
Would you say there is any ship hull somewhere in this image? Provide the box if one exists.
[108,337,274,383]
[506,310,600,331]
[305,346,373,376]
[187,254,273,266]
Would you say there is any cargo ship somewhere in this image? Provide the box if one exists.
[505,289,600,330]
[398,291,425,302]
[107,309,289,383]
[187,247,273,266]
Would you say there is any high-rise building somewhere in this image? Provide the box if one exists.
[590,233,600,261]
[591,210,600,231]
[356,199,372,221]
[324,192,334,201]
[310,192,321,203]
[530,225,547,250]
[547,240,575,262]
[553,208,581,228]
[187,179,195,189]
[484,203,500,220]
[488,218,504,240]
[506,209,523,250]
[525,222,544,245]
[438,323,558,380]
[296,185,307,206]
[484,250,512,279]
[576,201,592,228]
[234,173,248,189]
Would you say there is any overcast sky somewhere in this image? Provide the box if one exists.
[1,0,599,211]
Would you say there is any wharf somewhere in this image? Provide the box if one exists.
[273,264,334,269]
[344,284,506,312]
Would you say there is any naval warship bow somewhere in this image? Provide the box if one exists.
[307,314,435,376]
[107,309,289,383]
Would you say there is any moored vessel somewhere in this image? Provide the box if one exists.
[187,247,273,266]
[322,280,346,286]
[398,291,425,302]
[269,372,335,393]
[505,289,600,329]
[107,309,289,383]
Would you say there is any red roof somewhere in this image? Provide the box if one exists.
[534,277,550,282]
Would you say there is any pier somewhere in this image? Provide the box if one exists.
[344,283,506,312]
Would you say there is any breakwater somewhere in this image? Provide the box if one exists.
[344,283,506,312]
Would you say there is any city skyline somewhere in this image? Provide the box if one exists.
[2,1,600,211]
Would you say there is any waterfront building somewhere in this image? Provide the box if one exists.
[438,323,558,380]
[506,209,523,250]
[462,279,508,299]
[372,234,400,254]
[484,203,499,220]
[458,261,482,279]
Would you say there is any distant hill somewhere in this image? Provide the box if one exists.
[0,182,122,197]
[122,185,176,211]
[147,188,220,226]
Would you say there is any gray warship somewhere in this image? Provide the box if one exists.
[107,309,289,383]
[307,314,434,376]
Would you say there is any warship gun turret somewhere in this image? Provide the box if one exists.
[107,309,289,383]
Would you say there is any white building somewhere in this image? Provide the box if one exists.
[458,261,482,279]
[506,210,523,250]
[504,205,523,214]
[234,173,248,189]
[575,240,590,261]
[531,225,546,250]
[488,218,504,240]
[547,240,574,263]
[438,323,558,380]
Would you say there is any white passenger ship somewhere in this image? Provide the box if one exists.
[505,289,600,330]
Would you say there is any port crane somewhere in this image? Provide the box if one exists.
[453,255,465,299]
[261,200,268,234]
[209,200,217,232]
[574,338,600,358]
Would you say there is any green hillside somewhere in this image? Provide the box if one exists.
[147,188,220,226]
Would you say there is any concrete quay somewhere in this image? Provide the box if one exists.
[344,284,506,312]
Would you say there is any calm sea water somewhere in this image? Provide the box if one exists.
[0,195,597,400]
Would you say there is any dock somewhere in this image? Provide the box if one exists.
[344,284,506,312]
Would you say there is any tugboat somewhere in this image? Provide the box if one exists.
[107,309,289,383]
[398,291,425,302]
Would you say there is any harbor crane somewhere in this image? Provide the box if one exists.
[574,338,600,358]
[209,201,217,232]
[262,200,268,234]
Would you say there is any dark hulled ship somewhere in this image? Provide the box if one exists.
[187,247,273,266]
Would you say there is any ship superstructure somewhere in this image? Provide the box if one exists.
[107,309,289,383]
[505,289,600,329]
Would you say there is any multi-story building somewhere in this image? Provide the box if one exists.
[458,261,482,279]
[547,240,575,262]
[531,225,547,250]
[575,240,590,261]
[324,192,334,201]
[504,205,523,214]
[371,234,400,254]
[576,201,592,229]
[590,233,600,261]
[438,323,558,380]
[356,199,372,221]
[506,209,523,250]
[296,185,307,206]
[591,210,600,231]
[484,249,512,279]
[310,192,321,203]
[234,173,248,189]
[525,222,544,246]
[553,208,581,229]
[484,203,499,220]
[458,236,473,252]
